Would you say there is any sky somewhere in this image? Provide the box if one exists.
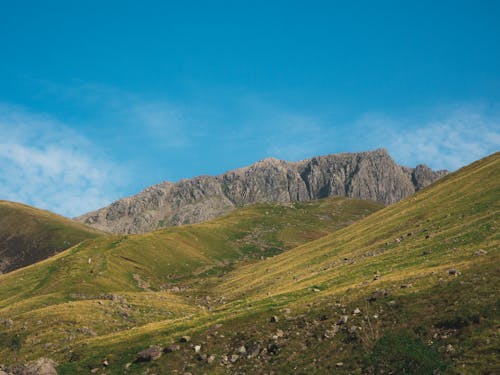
[0,1,499,217]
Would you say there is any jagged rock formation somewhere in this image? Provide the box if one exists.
[76,149,447,234]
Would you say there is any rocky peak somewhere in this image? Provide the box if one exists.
[76,150,448,234]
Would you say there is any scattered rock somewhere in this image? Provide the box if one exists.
[474,249,488,256]
[338,315,349,324]
[103,360,109,367]
[164,344,180,353]
[368,289,389,302]
[137,346,163,362]
[270,315,279,323]
[246,344,261,358]
[194,345,201,353]
[77,327,97,336]
[353,308,361,315]
[401,283,413,288]
[336,362,344,367]
[237,346,247,355]
[207,354,216,364]
[448,269,460,276]
[267,343,279,355]
[446,344,455,353]
[180,336,191,343]
[323,326,339,339]
[229,354,239,363]
[22,358,58,375]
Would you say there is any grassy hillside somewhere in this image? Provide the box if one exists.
[0,197,381,372]
[0,201,104,273]
[0,152,497,374]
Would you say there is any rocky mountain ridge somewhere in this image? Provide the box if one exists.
[76,149,447,234]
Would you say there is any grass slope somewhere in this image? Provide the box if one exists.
[43,151,498,375]
[0,152,497,374]
[0,197,381,371]
[0,201,103,273]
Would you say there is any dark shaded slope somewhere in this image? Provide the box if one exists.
[0,201,103,273]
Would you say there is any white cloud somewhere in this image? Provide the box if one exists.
[355,105,500,170]
[260,103,500,170]
[0,103,124,217]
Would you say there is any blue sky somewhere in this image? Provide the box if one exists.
[0,1,499,216]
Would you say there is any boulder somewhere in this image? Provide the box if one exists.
[22,358,58,375]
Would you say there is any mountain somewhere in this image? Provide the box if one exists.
[76,149,447,234]
[0,201,103,273]
[0,152,496,374]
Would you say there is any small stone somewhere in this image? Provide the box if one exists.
[336,362,344,367]
[196,353,207,361]
[446,344,455,353]
[312,288,321,292]
[103,360,109,366]
[401,283,413,288]
[237,346,246,354]
[270,315,279,323]
[474,249,487,256]
[137,345,163,362]
[230,354,239,363]
[194,345,201,353]
[246,344,261,358]
[179,336,191,343]
[338,315,349,324]
[448,269,459,276]
[267,343,279,355]
[164,344,180,353]
[353,308,361,315]
[207,354,216,364]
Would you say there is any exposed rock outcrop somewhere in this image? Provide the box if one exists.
[76,149,447,234]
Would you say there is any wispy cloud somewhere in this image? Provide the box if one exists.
[257,102,500,170]
[38,81,192,149]
[0,103,125,217]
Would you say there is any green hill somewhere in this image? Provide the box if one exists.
[0,197,381,372]
[0,152,497,374]
[0,201,104,273]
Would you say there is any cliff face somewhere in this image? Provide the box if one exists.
[76,149,447,234]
